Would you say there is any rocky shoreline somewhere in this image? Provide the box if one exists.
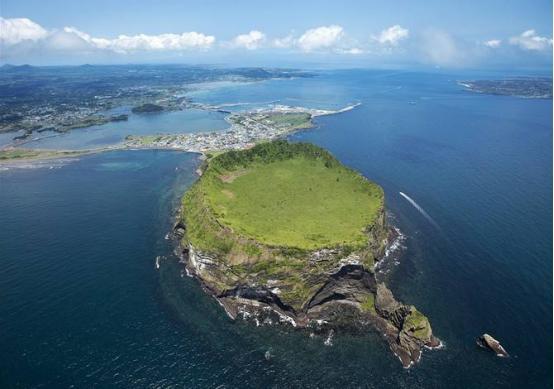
[171,210,441,368]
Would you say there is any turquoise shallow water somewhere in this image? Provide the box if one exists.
[0,70,551,388]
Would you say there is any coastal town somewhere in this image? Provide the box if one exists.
[0,64,312,139]
[0,103,361,163]
[123,104,360,153]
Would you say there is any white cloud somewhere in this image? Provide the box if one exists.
[509,30,552,50]
[229,30,265,50]
[272,28,360,54]
[0,17,48,45]
[374,25,409,46]
[44,29,93,51]
[63,27,111,49]
[483,39,501,48]
[0,17,215,55]
[1,18,357,58]
[61,27,215,52]
[272,34,295,49]
[297,25,344,52]
[108,32,214,52]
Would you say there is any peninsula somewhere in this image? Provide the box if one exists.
[0,103,358,163]
[176,140,440,367]
[124,104,359,153]
[459,78,552,98]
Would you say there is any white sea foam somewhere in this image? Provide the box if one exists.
[384,227,405,258]
[375,225,406,276]
[0,157,77,172]
[324,330,334,346]
[399,192,440,229]
[425,340,445,350]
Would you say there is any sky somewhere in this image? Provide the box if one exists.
[0,0,552,70]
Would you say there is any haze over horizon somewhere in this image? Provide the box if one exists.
[0,0,552,71]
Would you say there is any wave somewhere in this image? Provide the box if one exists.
[335,102,362,113]
[375,225,406,277]
[399,192,440,229]
[0,158,76,172]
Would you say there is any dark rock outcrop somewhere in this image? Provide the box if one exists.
[375,283,441,366]
[173,219,186,238]
[177,230,440,368]
[477,334,509,357]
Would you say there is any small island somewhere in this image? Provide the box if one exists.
[176,140,440,367]
[131,103,164,113]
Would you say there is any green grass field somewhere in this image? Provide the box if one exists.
[203,154,383,250]
[0,148,83,161]
[265,112,312,129]
[0,149,43,160]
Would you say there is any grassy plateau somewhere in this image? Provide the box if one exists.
[182,141,384,252]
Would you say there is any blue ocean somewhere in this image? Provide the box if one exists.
[0,69,551,388]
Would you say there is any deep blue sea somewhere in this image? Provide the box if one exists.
[0,69,551,388]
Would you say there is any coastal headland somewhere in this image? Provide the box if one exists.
[176,140,440,367]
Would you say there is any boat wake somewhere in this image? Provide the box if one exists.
[399,192,440,229]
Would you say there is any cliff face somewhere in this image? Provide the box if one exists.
[176,141,439,368]
[176,204,438,368]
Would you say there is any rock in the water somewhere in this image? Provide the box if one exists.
[374,284,440,366]
[477,333,509,357]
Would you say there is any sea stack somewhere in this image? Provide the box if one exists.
[477,333,509,357]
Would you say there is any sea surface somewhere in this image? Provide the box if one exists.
[0,69,551,388]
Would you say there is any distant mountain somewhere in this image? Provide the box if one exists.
[0,64,36,72]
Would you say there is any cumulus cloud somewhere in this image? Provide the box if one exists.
[44,28,95,51]
[297,25,344,52]
[483,39,501,48]
[509,30,552,50]
[62,27,112,50]
[0,17,48,45]
[104,32,214,52]
[374,25,409,46]
[228,30,265,50]
[0,17,215,57]
[271,27,362,54]
[2,18,359,58]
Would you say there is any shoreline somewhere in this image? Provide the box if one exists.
[170,213,441,369]
[0,102,361,165]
